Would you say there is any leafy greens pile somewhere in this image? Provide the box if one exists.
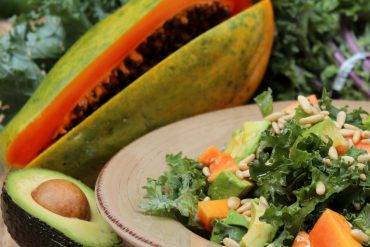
[264,0,370,100]
[0,0,127,127]
[250,89,370,246]
[140,153,208,232]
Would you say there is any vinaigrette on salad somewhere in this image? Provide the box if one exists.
[141,89,370,247]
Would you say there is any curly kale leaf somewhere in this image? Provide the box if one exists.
[140,153,208,230]
[249,116,370,246]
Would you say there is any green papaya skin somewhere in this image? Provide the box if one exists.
[0,0,274,186]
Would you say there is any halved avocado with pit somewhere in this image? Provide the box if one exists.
[0,0,274,185]
[1,168,121,247]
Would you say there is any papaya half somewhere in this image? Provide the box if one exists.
[0,0,274,185]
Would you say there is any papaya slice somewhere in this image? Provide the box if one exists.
[0,0,274,185]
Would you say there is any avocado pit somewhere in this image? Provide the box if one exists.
[31,179,90,220]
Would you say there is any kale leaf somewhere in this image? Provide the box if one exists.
[140,153,208,230]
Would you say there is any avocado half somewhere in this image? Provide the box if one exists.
[1,168,121,247]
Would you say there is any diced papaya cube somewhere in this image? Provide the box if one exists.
[198,146,222,166]
[309,209,361,247]
[208,153,238,182]
[198,199,229,231]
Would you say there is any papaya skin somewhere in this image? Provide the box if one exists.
[0,0,274,186]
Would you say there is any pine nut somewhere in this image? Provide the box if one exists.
[267,244,275,247]
[203,196,210,202]
[357,163,366,171]
[323,158,332,166]
[340,129,355,137]
[260,196,269,207]
[335,121,341,129]
[351,229,370,243]
[283,112,295,120]
[242,210,251,217]
[237,202,251,213]
[227,197,241,210]
[223,237,240,247]
[278,121,285,129]
[320,111,330,116]
[235,170,250,179]
[298,96,313,114]
[303,124,312,128]
[272,122,281,134]
[341,156,355,165]
[299,114,325,125]
[361,139,370,144]
[316,181,326,196]
[358,154,370,163]
[328,147,338,160]
[336,111,346,128]
[360,173,367,181]
[354,203,362,211]
[312,106,320,115]
[278,118,287,125]
[348,222,353,228]
[265,112,285,122]
[243,215,251,222]
[241,199,251,205]
[344,123,361,131]
[353,131,361,144]
[202,166,210,177]
[362,131,370,138]
[348,139,354,147]
[238,154,255,169]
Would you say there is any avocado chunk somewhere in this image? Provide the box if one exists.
[210,210,248,244]
[303,118,347,147]
[224,209,250,228]
[208,171,254,199]
[240,198,277,247]
[1,168,121,247]
[225,121,270,162]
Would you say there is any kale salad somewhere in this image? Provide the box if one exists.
[141,90,370,247]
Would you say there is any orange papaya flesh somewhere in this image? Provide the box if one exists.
[199,146,238,182]
[0,0,274,184]
[309,209,361,247]
[336,138,370,155]
[283,95,318,113]
[292,231,311,247]
[198,199,229,231]
[355,141,370,153]
[6,0,251,167]
[2,0,256,168]
[198,146,223,166]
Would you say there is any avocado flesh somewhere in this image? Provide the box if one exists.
[240,198,277,247]
[225,121,270,162]
[208,171,254,199]
[303,118,347,147]
[1,168,121,247]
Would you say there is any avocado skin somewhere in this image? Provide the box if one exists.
[1,187,82,247]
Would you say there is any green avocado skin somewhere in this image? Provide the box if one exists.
[1,168,122,247]
[1,188,82,247]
